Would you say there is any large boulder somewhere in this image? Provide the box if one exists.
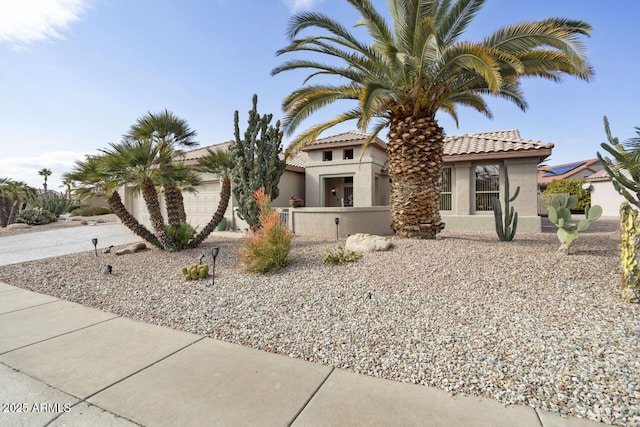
[345,233,392,254]
[115,242,147,255]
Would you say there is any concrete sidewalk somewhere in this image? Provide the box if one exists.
[0,284,600,426]
[0,224,601,426]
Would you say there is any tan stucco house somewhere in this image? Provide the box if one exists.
[120,129,554,238]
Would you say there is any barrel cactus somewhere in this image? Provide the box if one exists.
[181,263,210,281]
[547,194,602,254]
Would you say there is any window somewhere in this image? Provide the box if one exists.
[343,148,354,160]
[439,168,452,210]
[323,151,333,161]
[475,165,499,211]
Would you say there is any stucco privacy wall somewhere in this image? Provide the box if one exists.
[291,207,392,238]
[589,179,626,217]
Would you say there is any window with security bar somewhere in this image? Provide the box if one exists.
[439,168,452,211]
[475,165,499,211]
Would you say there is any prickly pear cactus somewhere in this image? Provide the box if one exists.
[620,202,640,303]
[547,195,602,254]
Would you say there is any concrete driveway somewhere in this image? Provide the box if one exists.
[0,224,142,266]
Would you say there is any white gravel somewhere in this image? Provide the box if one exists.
[0,229,638,426]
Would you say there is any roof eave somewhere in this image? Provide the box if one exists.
[444,148,553,163]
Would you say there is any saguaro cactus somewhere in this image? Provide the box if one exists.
[620,202,640,303]
[547,195,602,254]
[492,161,520,241]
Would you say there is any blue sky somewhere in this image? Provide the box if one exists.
[1,0,638,191]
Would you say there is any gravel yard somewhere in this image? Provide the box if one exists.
[0,227,638,426]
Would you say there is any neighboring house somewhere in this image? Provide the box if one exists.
[121,129,554,237]
[586,169,629,217]
[537,158,603,191]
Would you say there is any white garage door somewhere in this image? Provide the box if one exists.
[183,180,221,229]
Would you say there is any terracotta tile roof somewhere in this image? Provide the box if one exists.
[285,151,308,170]
[179,141,234,162]
[537,158,602,185]
[443,130,554,158]
[585,168,611,182]
[179,141,306,171]
[301,130,387,151]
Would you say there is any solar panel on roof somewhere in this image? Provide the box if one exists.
[543,162,586,177]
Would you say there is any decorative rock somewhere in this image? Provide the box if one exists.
[115,242,147,255]
[345,233,392,253]
[7,223,31,230]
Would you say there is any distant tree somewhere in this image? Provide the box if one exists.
[0,178,35,227]
[231,94,286,230]
[597,116,640,209]
[38,168,52,193]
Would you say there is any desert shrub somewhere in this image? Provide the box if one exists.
[323,245,362,265]
[16,207,58,225]
[70,206,112,216]
[167,222,197,251]
[28,193,75,216]
[543,179,590,211]
[239,188,293,273]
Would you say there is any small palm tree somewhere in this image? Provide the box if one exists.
[0,178,35,227]
[124,110,199,228]
[273,0,593,238]
[187,148,234,248]
[65,155,161,247]
[38,168,52,193]
[100,139,177,251]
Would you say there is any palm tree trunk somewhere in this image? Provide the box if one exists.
[0,196,9,227]
[187,178,231,249]
[164,183,187,228]
[141,178,175,251]
[7,199,19,226]
[387,115,445,239]
[107,192,160,247]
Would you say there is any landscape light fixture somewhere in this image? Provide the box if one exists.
[92,238,98,256]
[334,217,340,241]
[211,246,220,286]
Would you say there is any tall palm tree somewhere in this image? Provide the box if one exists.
[124,110,199,228]
[38,168,52,193]
[65,155,161,247]
[187,148,234,248]
[272,0,593,238]
[0,178,34,227]
[100,139,176,250]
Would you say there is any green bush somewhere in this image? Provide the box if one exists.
[166,222,197,251]
[28,193,75,216]
[16,207,58,225]
[543,179,590,211]
[69,206,112,216]
[323,245,362,265]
